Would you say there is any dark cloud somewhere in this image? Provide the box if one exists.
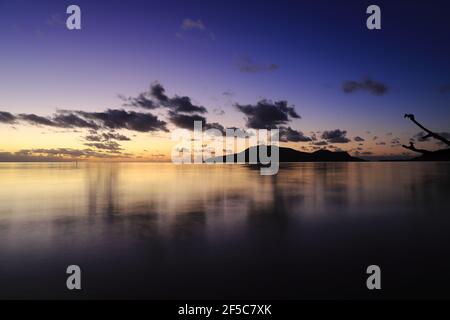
[0,151,64,162]
[101,132,131,141]
[52,112,100,129]
[17,114,57,127]
[168,112,207,130]
[204,122,226,133]
[343,78,388,95]
[73,109,168,132]
[235,99,300,129]
[150,82,169,104]
[311,141,328,146]
[85,134,102,142]
[414,131,450,142]
[225,127,255,138]
[279,126,311,142]
[414,131,430,142]
[0,148,129,162]
[121,82,227,132]
[0,110,101,129]
[376,142,386,145]
[86,131,131,142]
[122,92,158,109]
[321,129,351,143]
[354,151,373,156]
[124,82,207,114]
[0,111,16,124]
[237,57,279,73]
[354,136,365,142]
[167,111,224,133]
[167,95,207,114]
[84,141,122,152]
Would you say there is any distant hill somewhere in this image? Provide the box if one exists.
[207,145,364,163]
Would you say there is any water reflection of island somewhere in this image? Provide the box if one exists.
[1,162,450,299]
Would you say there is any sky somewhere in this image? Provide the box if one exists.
[0,0,449,161]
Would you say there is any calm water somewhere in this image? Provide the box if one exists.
[1,162,450,299]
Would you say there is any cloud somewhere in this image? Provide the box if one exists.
[178,18,214,40]
[204,122,226,133]
[237,57,279,73]
[321,129,351,143]
[212,108,225,116]
[17,113,58,127]
[101,132,131,141]
[414,131,430,142]
[278,126,311,142]
[168,96,207,114]
[311,141,328,146]
[0,148,129,162]
[222,90,234,97]
[167,111,224,133]
[1,111,100,129]
[150,82,207,113]
[121,92,157,109]
[1,108,169,133]
[354,136,365,142]
[150,82,169,103]
[235,99,300,129]
[343,78,388,95]
[70,109,168,132]
[0,111,16,124]
[181,18,206,30]
[124,82,207,114]
[85,131,131,149]
[414,131,450,143]
[441,132,450,139]
[353,151,373,156]
[84,141,123,153]
[52,112,101,129]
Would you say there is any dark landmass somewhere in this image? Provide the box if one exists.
[411,148,450,161]
[208,145,364,163]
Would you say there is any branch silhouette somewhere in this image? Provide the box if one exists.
[404,114,450,147]
[402,142,431,154]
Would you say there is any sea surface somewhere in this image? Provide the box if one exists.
[1,162,450,299]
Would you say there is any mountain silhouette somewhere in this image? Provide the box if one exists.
[208,145,364,163]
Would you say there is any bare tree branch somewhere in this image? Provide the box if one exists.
[402,142,432,154]
[404,114,450,146]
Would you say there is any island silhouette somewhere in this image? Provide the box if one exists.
[208,145,364,163]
